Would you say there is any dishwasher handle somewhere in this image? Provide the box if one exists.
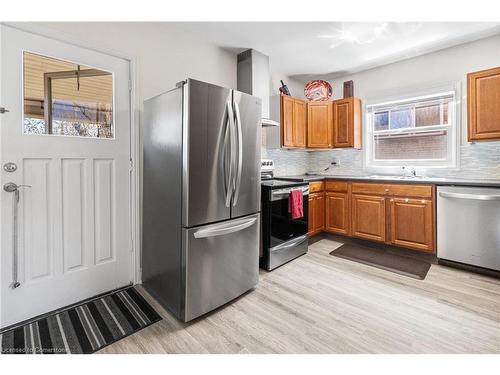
[439,191,500,201]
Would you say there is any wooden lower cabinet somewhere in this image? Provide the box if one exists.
[351,194,386,242]
[310,180,436,253]
[325,192,349,235]
[389,198,434,252]
[308,192,325,236]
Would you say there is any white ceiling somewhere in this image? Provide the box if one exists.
[168,22,500,82]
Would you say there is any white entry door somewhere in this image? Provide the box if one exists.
[0,26,132,328]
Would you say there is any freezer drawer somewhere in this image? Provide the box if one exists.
[437,186,500,271]
[182,214,260,321]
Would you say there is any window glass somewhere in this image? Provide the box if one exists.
[374,111,389,131]
[374,132,448,160]
[389,108,413,130]
[415,102,448,127]
[23,52,114,138]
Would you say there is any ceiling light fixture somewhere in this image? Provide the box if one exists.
[319,22,391,49]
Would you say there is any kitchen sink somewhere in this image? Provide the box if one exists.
[368,175,429,180]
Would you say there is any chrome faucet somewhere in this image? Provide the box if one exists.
[402,166,417,178]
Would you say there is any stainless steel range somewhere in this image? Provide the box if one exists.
[260,160,309,271]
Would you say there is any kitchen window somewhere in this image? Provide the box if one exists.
[365,90,458,169]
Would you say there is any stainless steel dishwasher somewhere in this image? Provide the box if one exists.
[437,186,500,271]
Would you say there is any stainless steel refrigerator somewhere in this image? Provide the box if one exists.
[142,79,262,322]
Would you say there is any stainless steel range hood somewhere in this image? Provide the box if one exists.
[237,49,279,127]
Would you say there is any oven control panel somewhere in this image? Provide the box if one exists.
[261,159,274,172]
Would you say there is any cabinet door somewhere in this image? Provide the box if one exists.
[333,97,362,148]
[468,66,500,141]
[308,194,315,235]
[314,193,325,233]
[390,198,434,252]
[351,194,386,242]
[307,102,332,148]
[281,95,295,147]
[293,99,307,147]
[325,192,349,235]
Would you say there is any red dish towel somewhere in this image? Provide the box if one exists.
[288,189,304,220]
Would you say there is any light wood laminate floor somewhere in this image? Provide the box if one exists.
[99,238,500,354]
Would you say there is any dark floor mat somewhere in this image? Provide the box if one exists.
[330,244,431,280]
[0,286,161,354]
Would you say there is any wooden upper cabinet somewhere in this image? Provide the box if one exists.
[281,95,295,147]
[280,94,363,149]
[333,97,362,149]
[351,194,386,242]
[307,101,332,148]
[293,99,307,147]
[325,192,349,235]
[468,66,500,141]
[281,95,307,148]
[389,198,434,252]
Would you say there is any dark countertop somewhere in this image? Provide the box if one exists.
[275,174,500,187]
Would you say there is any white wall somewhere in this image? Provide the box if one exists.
[309,34,500,179]
[23,22,238,100]
[270,71,305,99]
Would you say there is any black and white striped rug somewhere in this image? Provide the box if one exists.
[0,286,161,354]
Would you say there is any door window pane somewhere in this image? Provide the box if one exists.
[23,52,114,138]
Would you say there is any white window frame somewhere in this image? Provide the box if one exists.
[364,84,460,172]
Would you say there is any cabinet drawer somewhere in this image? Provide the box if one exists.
[385,184,432,198]
[309,181,325,193]
[351,182,432,198]
[325,180,348,192]
[351,183,388,195]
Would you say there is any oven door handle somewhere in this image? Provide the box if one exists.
[270,235,308,253]
[270,187,309,201]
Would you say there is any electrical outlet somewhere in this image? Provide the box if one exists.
[331,158,341,166]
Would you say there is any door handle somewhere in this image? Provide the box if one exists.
[0,107,10,114]
[3,182,31,289]
[193,217,257,239]
[232,101,243,206]
[223,100,236,208]
[4,182,32,193]
[439,191,500,201]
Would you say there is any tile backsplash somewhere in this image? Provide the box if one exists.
[262,142,500,179]
[261,148,310,176]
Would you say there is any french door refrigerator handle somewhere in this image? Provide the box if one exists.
[193,217,257,239]
[439,191,500,201]
[223,100,236,208]
[3,182,32,289]
[232,100,243,206]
